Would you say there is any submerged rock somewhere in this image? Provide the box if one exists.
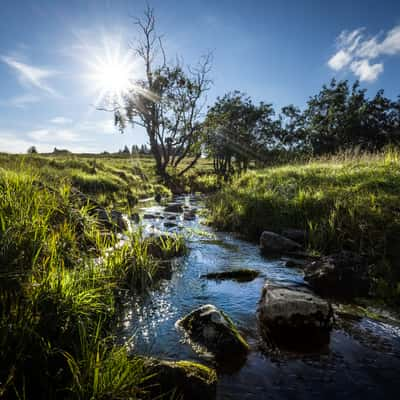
[260,231,303,256]
[164,203,183,213]
[202,268,260,282]
[304,251,370,299]
[143,358,217,400]
[258,282,333,351]
[176,304,249,362]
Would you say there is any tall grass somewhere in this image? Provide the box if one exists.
[0,166,162,398]
[207,149,400,303]
[63,321,148,400]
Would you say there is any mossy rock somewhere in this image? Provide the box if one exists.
[143,358,217,400]
[176,304,249,364]
[202,268,260,282]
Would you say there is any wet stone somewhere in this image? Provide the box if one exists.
[177,304,249,364]
[258,282,333,352]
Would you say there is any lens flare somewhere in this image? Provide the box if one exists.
[85,37,137,106]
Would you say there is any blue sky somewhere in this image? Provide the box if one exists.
[0,0,399,153]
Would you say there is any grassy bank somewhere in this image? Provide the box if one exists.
[0,153,171,210]
[0,163,186,398]
[0,153,218,202]
[207,149,400,304]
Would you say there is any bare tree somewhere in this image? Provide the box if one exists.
[115,6,212,179]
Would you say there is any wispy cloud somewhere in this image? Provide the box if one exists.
[0,93,40,108]
[1,55,59,95]
[50,116,72,124]
[328,25,400,82]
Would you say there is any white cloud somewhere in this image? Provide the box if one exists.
[328,49,351,70]
[1,55,59,95]
[328,24,400,82]
[50,116,72,124]
[380,26,400,55]
[27,128,80,142]
[350,59,384,82]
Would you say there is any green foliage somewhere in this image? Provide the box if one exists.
[204,91,277,177]
[304,80,400,154]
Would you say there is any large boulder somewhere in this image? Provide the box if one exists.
[176,304,249,363]
[304,251,370,299]
[260,231,303,256]
[143,358,217,400]
[281,228,307,246]
[258,282,333,351]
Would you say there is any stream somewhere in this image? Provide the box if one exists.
[120,195,400,399]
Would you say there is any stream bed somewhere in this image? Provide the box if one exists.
[120,195,400,399]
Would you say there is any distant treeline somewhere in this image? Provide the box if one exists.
[26,145,153,157]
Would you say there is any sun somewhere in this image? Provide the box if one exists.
[92,58,131,96]
[85,38,137,105]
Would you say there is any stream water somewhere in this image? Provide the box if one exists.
[120,195,400,399]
